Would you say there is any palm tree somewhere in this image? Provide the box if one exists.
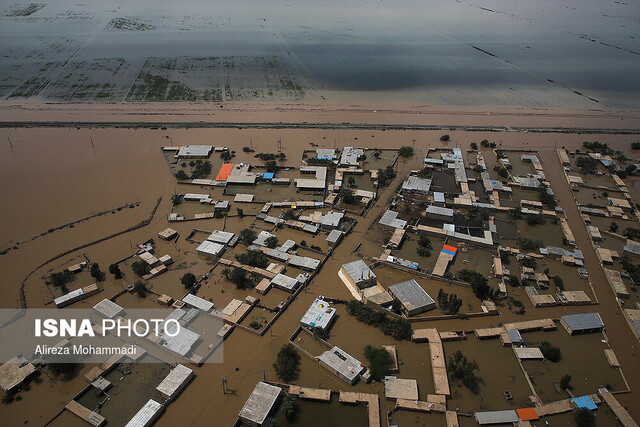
[221,268,231,280]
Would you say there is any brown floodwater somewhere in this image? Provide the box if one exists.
[1,127,639,426]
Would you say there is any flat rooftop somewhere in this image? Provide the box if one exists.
[318,346,364,383]
[239,381,281,426]
[388,279,435,313]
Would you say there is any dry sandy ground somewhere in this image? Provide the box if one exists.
[1,109,639,426]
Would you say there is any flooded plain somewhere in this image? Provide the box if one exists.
[1,0,640,110]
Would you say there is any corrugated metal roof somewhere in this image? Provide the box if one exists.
[239,382,281,425]
[342,260,376,284]
[475,410,519,425]
[389,279,435,311]
[561,312,604,331]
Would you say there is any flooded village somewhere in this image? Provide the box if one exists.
[2,0,640,426]
[1,128,640,427]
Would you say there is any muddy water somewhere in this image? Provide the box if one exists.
[274,394,368,426]
[1,128,640,426]
[522,330,626,402]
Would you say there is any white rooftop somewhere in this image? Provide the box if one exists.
[182,293,214,312]
[239,382,282,425]
[93,298,124,319]
[300,298,336,331]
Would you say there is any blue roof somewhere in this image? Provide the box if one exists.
[263,172,274,179]
[573,396,597,410]
[442,249,456,256]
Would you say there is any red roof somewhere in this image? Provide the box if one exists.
[216,163,234,181]
[517,408,539,421]
[442,244,457,253]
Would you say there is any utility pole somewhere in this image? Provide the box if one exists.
[250,137,253,149]
[90,137,96,155]
[263,369,266,380]
[277,137,282,152]
[7,137,14,155]
[221,376,228,394]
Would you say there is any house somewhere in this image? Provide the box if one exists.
[388,279,436,316]
[401,176,432,195]
[340,260,376,289]
[317,346,365,385]
[300,297,336,332]
[561,312,604,335]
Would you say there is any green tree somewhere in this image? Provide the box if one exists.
[181,272,197,289]
[265,160,278,172]
[416,246,431,257]
[398,146,415,158]
[574,408,596,427]
[282,209,297,221]
[265,236,279,249]
[447,350,480,392]
[90,263,103,282]
[133,280,148,298]
[220,150,232,161]
[239,228,257,245]
[560,374,572,390]
[340,187,355,204]
[175,170,189,180]
[229,267,252,289]
[131,260,151,277]
[458,269,494,300]
[540,341,562,362]
[610,222,619,233]
[280,394,298,422]
[109,263,122,279]
[171,193,183,206]
[363,345,393,381]
[348,176,356,187]
[470,142,478,150]
[273,344,300,382]
[440,134,450,142]
[236,207,244,217]
[235,250,269,268]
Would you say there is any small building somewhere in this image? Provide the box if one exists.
[271,273,300,293]
[206,230,236,246]
[175,145,213,158]
[182,293,214,313]
[561,312,604,335]
[124,399,163,427]
[326,229,344,246]
[623,240,640,258]
[475,410,519,425]
[288,255,320,271]
[319,211,344,230]
[93,298,124,319]
[0,356,36,392]
[158,228,178,241]
[379,210,407,229]
[317,346,365,385]
[425,205,454,220]
[156,364,194,401]
[514,347,544,360]
[383,376,419,400]
[195,241,225,257]
[388,279,436,316]
[401,176,432,195]
[159,254,173,266]
[300,297,336,332]
[253,230,276,247]
[54,284,101,308]
[234,193,255,203]
[238,382,282,427]
[340,260,376,289]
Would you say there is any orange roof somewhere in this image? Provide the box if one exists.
[443,244,457,253]
[517,408,539,421]
[216,163,234,181]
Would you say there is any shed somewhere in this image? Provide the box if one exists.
[124,399,163,427]
[182,294,214,312]
[215,163,234,181]
[158,228,178,241]
[573,395,598,410]
[156,364,194,401]
[475,410,519,425]
[560,312,604,335]
[196,241,225,257]
[238,382,282,427]
[326,229,343,246]
[388,279,435,316]
[271,274,300,293]
[176,145,213,158]
[383,376,419,400]
[207,230,236,246]
[93,298,124,319]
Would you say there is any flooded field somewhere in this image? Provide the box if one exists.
[522,330,627,401]
[2,0,640,108]
[274,394,369,427]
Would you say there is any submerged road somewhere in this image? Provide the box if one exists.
[540,148,640,417]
